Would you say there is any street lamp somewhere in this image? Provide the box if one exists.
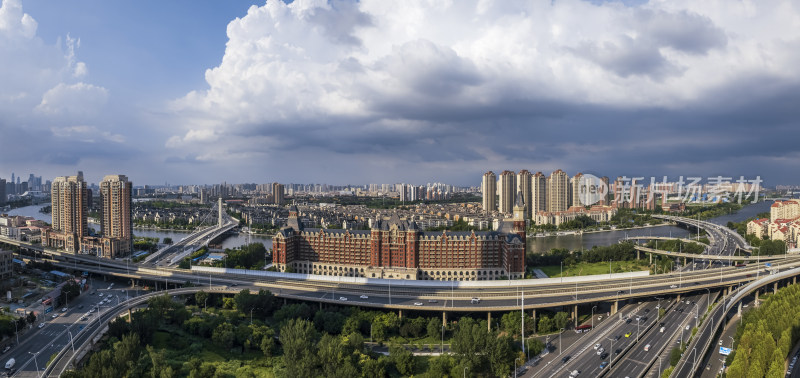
[514,357,522,378]
[591,306,597,330]
[13,319,19,345]
[637,318,641,341]
[657,356,662,377]
[68,330,75,353]
[463,366,469,378]
[629,269,633,294]
[729,336,734,349]
[28,351,41,378]
[559,328,564,355]
[441,325,445,354]
[607,336,615,364]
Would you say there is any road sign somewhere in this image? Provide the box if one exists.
[719,347,732,355]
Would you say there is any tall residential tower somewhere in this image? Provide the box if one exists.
[100,175,133,256]
[481,171,497,214]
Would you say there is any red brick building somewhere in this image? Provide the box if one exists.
[274,199,526,280]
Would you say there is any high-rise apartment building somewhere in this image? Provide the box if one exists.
[531,172,547,218]
[547,169,569,212]
[517,170,532,220]
[100,175,133,256]
[272,183,285,205]
[571,172,583,208]
[498,170,516,214]
[481,171,497,214]
[48,172,89,252]
[0,179,5,206]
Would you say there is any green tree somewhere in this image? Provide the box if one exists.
[487,335,515,377]
[427,317,441,340]
[361,357,387,378]
[318,334,347,377]
[212,322,235,350]
[280,319,318,375]
[537,315,553,334]
[526,338,545,356]
[389,344,415,376]
[424,354,455,378]
[194,291,209,309]
[553,312,569,330]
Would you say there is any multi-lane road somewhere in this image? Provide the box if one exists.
[4,277,141,377]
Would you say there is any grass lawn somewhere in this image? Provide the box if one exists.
[538,260,650,278]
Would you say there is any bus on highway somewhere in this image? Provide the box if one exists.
[575,324,592,333]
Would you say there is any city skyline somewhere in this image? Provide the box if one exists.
[1,0,798,185]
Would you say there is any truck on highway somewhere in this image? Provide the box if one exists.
[5,358,14,369]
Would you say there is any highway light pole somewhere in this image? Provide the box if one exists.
[441,325,444,354]
[657,356,663,377]
[68,330,75,353]
[629,269,633,294]
[637,318,641,341]
[559,328,564,355]
[28,351,41,378]
[591,306,597,330]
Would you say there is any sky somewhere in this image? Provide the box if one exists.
[0,0,799,187]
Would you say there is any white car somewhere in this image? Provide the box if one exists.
[61,307,68,312]
[596,348,604,355]
[414,302,423,306]
[594,343,601,350]
[670,285,678,288]
[359,295,369,299]
[89,308,95,313]
[51,314,58,319]
[38,323,45,329]
[339,297,347,301]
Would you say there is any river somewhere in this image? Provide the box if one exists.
[3,200,772,253]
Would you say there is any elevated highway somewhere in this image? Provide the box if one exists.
[37,252,800,313]
[632,245,783,262]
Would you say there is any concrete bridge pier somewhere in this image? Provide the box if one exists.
[793,276,797,285]
[532,309,537,333]
[637,250,640,260]
[738,301,742,317]
[649,253,652,264]
[611,300,618,315]
[755,291,759,308]
[399,310,403,319]
[487,312,491,331]
[443,311,447,327]
[774,282,778,294]
[683,257,687,266]
[573,304,578,329]
[676,294,681,302]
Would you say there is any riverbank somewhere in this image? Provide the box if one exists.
[528,222,673,238]
[133,226,195,233]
